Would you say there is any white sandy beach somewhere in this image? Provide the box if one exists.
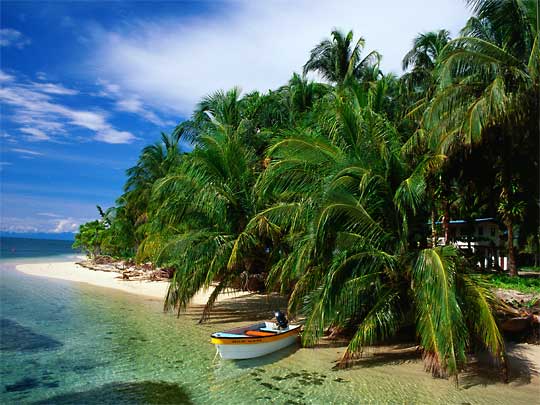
[15,260,250,305]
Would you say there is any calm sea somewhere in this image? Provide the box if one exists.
[0,239,537,404]
[0,237,78,261]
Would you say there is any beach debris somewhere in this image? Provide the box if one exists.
[76,256,175,282]
[494,289,540,342]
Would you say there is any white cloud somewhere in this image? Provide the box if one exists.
[0,162,12,171]
[53,218,80,233]
[0,215,82,233]
[0,70,14,82]
[1,193,100,234]
[0,73,136,144]
[96,79,121,96]
[37,212,62,218]
[0,28,31,49]
[116,97,142,112]
[89,0,471,115]
[94,128,136,144]
[10,148,44,156]
[96,79,171,126]
[20,127,51,141]
[32,82,78,96]
[115,96,169,126]
[36,72,48,81]
[0,220,39,233]
[1,132,17,144]
[68,110,108,131]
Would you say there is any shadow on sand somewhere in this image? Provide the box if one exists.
[342,342,539,388]
[188,293,288,325]
[460,343,539,389]
[188,292,539,390]
[331,344,422,370]
[31,381,193,404]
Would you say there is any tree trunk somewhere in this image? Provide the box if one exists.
[442,201,450,245]
[535,232,539,267]
[431,209,437,247]
[505,219,518,276]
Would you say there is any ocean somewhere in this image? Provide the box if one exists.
[0,237,79,261]
[0,239,537,404]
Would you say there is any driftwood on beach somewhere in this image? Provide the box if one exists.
[76,256,174,282]
[494,289,540,342]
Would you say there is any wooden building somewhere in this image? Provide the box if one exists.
[437,218,508,270]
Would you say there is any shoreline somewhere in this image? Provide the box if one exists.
[3,260,539,404]
[14,259,253,305]
[10,258,540,395]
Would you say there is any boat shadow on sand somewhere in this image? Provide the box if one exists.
[231,343,300,368]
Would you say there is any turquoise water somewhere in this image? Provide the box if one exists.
[0,237,79,261]
[1,251,538,403]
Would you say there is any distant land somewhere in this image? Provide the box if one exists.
[0,232,75,241]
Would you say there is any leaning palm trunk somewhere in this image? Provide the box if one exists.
[505,219,518,276]
[442,201,450,245]
[431,209,438,247]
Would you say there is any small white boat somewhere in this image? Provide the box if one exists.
[211,313,301,360]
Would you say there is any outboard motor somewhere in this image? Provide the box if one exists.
[274,310,289,329]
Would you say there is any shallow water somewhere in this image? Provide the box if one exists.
[1,262,538,404]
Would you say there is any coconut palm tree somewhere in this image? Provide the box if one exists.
[399,30,455,246]
[138,95,269,321]
[194,87,245,130]
[119,132,183,249]
[402,30,451,99]
[303,29,381,85]
[70,21,515,382]
[248,85,505,380]
[425,0,539,275]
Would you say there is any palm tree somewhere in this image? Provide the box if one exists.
[303,29,381,85]
[426,0,539,275]
[402,30,451,98]
[248,85,505,380]
[399,30,454,246]
[138,96,267,322]
[70,20,516,382]
[120,132,183,249]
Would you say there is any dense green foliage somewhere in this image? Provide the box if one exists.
[75,0,539,380]
[483,274,540,294]
[73,219,107,259]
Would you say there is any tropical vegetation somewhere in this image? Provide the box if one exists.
[74,0,539,381]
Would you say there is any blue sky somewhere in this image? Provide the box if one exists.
[1,0,471,234]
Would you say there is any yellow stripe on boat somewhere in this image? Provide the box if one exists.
[211,329,298,345]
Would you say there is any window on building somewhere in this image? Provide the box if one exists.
[478,225,484,236]
[491,227,496,237]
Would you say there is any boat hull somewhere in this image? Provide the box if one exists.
[213,333,299,359]
[211,324,301,360]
